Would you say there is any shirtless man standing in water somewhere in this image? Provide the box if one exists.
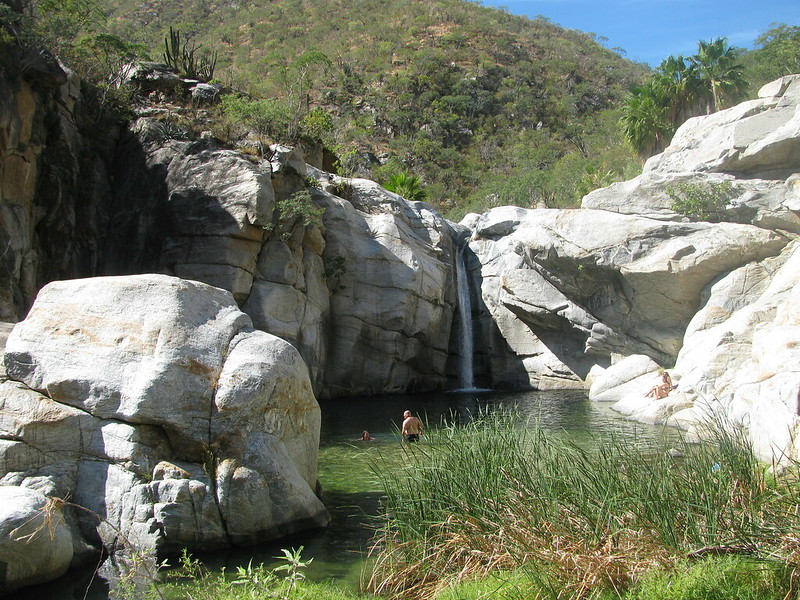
[401,410,423,442]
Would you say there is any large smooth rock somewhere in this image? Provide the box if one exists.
[582,171,800,234]
[583,76,800,231]
[466,207,788,388]
[588,354,662,403]
[1,274,328,557]
[667,240,800,462]
[0,486,75,592]
[121,62,183,93]
[641,76,800,180]
[105,123,273,302]
[5,275,250,447]
[576,77,800,462]
[306,176,458,397]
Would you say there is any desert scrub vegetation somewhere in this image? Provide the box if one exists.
[368,409,800,600]
[265,190,326,242]
[666,181,736,222]
[96,0,647,216]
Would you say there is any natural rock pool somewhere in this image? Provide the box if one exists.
[15,389,679,599]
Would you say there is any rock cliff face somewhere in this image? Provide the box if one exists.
[311,174,457,397]
[0,48,117,322]
[0,58,460,589]
[461,207,789,389]
[575,76,800,463]
[455,77,800,463]
[104,130,459,398]
[0,53,460,398]
[2,58,797,405]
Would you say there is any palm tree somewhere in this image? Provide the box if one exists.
[384,172,428,202]
[689,38,747,113]
[619,38,748,159]
[654,55,703,124]
[619,81,673,159]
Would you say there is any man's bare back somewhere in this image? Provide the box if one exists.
[401,410,423,442]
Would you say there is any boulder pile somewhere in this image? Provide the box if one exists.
[0,274,328,592]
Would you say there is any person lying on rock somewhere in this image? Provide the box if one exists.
[646,370,674,400]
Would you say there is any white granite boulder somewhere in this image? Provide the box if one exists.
[588,355,662,403]
[643,75,800,179]
[465,207,789,388]
[576,78,800,461]
[583,76,800,233]
[109,120,274,303]
[0,487,75,593]
[314,178,458,397]
[667,240,800,462]
[0,274,328,567]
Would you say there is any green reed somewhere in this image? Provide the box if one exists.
[369,408,800,599]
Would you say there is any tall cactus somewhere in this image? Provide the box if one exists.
[163,26,182,72]
[162,26,217,82]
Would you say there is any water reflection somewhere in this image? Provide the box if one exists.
[13,389,678,598]
[321,389,672,447]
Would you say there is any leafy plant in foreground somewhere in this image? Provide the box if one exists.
[273,546,313,600]
[156,547,331,600]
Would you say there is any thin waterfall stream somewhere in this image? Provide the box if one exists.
[455,244,475,390]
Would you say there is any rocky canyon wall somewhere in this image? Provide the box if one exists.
[579,76,800,463]
[0,58,461,399]
[0,48,117,322]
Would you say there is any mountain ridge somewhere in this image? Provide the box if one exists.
[99,0,648,216]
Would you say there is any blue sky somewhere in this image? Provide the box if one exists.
[479,0,800,66]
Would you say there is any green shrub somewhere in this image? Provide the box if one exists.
[323,255,347,290]
[299,107,335,144]
[667,181,735,221]
[220,94,292,145]
[267,190,326,241]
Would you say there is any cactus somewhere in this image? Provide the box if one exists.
[162,26,217,82]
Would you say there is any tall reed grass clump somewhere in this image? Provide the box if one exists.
[368,409,800,599]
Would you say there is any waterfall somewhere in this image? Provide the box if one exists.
[455,244,475,390]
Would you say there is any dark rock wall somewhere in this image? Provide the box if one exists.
[0,47,119,320]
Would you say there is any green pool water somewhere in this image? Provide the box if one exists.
[13,389,679,598]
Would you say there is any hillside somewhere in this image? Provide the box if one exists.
[99,0,649,217]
